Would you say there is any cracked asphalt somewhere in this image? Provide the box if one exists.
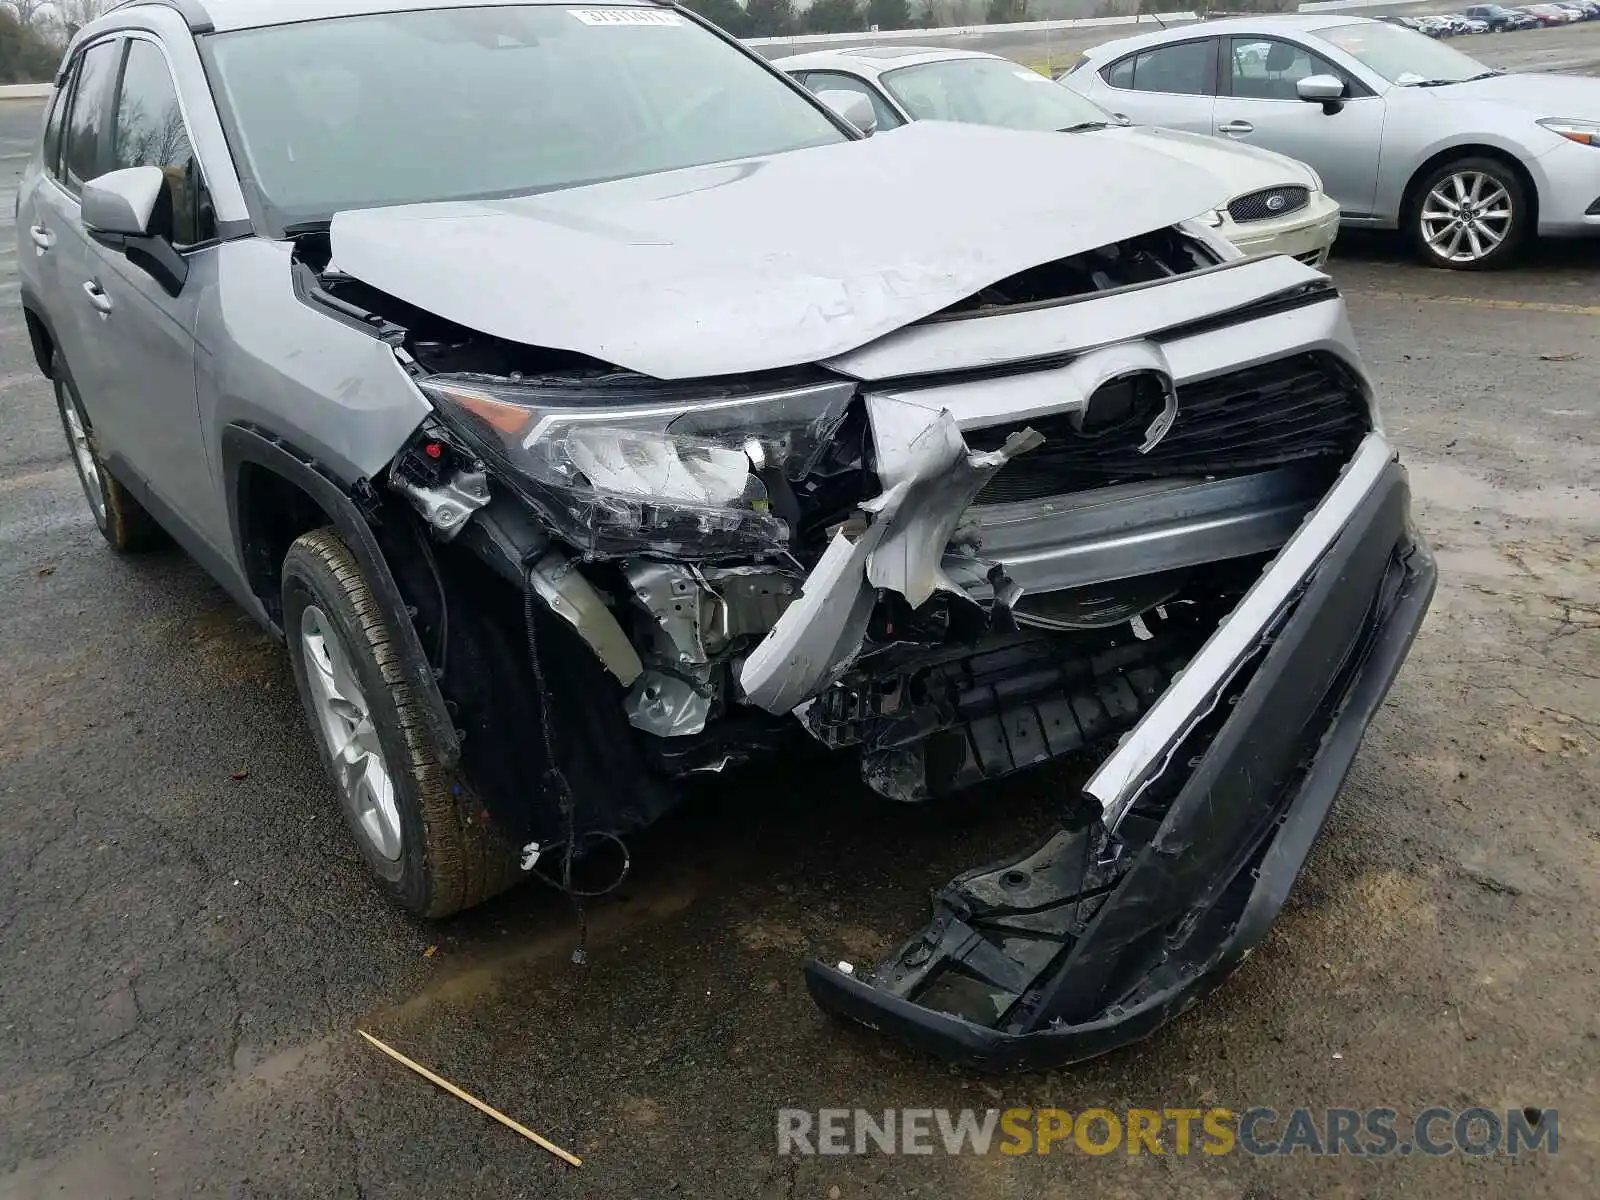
[2,45,1598,1199]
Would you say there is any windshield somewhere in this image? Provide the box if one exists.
[205,5,845,227]
[1318,21,1493,85]
[881,57,1112,131]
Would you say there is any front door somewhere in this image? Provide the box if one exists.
[1214,36,1386,217]
[71,36,225,551]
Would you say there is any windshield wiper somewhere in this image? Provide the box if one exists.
[1057,120,1113,132]
[281,219,333,238]
[1406,71,1502,88]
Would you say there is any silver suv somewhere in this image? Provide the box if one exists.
[17,0,1434,1070]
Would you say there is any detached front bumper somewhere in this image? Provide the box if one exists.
[805,434,1436,1071]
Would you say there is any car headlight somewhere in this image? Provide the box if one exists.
[1538,117,1600,146]
[415,374,856,558]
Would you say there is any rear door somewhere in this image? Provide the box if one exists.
[16,66,73,332]
[1094,37,1218,133]
[34,37,126,448]
[1213,36,1385,216]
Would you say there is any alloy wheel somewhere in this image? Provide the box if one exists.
[300,604,403,862]
[1419,170,1514,265]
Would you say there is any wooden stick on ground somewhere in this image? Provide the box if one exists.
[357,1029,583,1168]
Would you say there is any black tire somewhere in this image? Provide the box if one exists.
[281,527,523,918]
[54,360,164,553]
[1408,156,1529,271]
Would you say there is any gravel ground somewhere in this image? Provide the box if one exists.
[1,32,1597,1198]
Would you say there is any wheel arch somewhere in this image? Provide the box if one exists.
[1400,143,1540,233]
[220,422,463,767]
[20,286,57,380]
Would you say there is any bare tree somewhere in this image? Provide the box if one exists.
[3,0,53,26]
[47,0,111,37]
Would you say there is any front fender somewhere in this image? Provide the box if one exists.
[219,423,463,769]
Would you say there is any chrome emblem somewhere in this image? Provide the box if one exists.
[1266,193,1288,212]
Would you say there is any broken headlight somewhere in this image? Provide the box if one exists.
[416,374,855,559]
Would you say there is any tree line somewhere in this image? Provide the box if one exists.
[1,1,107,83]
[683,0,1049,36]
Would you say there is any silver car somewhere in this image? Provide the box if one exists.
[1067,14,1600,268]
[18,0,1433,1069]
[773,46,1341,266]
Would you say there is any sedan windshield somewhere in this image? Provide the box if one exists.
[1318,21,1496,86]
[205,5,845,228]
[881,57,1113,131]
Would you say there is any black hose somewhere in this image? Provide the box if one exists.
[520,565,634,963]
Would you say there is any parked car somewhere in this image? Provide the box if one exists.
[1066,15,1600,268]
[774,47,1340,265]
[1457,16,1493,32]
[18,0,1435,1071]
[1415,14,1454,35]
[1523,2,1582,20]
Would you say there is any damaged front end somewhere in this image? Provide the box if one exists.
[314,232,1433,1070]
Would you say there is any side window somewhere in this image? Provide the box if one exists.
[112,39,215,245]
[1228,38,1342,101]
[800,71,904,131]
[1126,41,1216,97]
[61,40,122,195]
[1103,55,1135,90]
[41,66,75,180]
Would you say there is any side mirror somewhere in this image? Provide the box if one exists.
[82,166,166,238]
[816,89,878,137]
[1296,74,1346,114]
[81,165,188,297]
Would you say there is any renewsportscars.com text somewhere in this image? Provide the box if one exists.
[777,1106,1558,1157]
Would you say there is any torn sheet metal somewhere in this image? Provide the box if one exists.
[739,396,1039,713]
[624,560,709,666]
[527,550,643,685]
[390,469,490,540]
[626,669,712,737]
[737,522,891,714]
[863,394,1042,609]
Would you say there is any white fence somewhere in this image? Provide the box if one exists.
[747,12,1199,47]
[0,84,52,101]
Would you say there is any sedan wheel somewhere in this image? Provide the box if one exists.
[1410,158,1527,270]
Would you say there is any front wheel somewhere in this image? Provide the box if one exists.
[1409,157,1529,270]
[282,528,522,917]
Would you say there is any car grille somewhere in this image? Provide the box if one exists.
[970,353,1369,503]
[1295,249,1328,268]
[1228,185,1310,224]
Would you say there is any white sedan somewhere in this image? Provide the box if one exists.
[773,47,1341,265]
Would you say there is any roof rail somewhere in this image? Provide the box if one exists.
[106,0,215,34]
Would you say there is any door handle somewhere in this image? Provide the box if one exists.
[29,225,54,252]
[82,281,114,315]
[1217,121,1255,136]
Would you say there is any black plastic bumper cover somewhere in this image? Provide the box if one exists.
[805,460,1437,1071]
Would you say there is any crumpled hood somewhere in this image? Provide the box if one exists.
[329,121,1229,380]
[1097,124,1318,194]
